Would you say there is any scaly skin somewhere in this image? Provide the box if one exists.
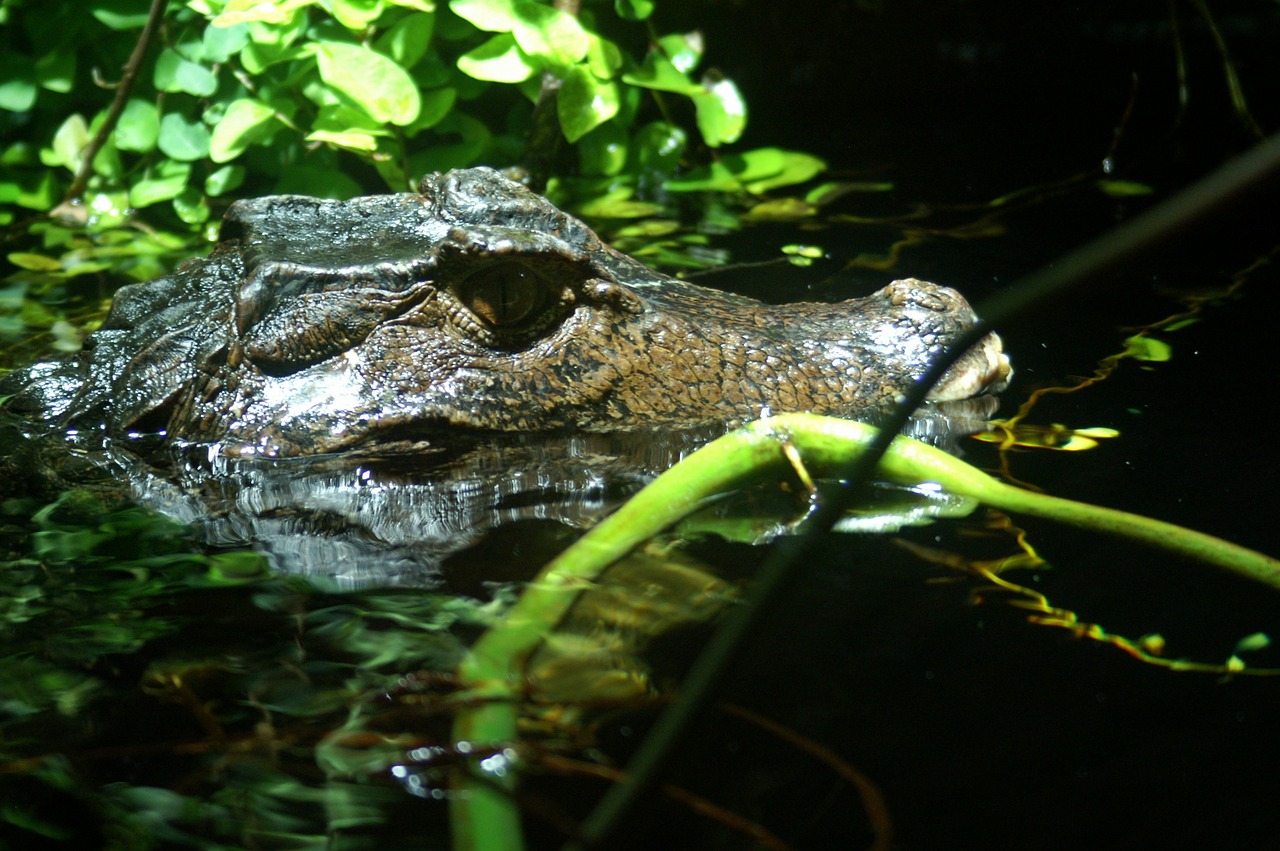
[2,168,1010,456]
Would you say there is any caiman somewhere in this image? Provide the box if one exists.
[0,168,1011,586]
[1,168,1010,458]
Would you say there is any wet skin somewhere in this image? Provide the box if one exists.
[1,168,1010,457]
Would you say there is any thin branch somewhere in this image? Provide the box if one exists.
[1189,0,1265,140]
[59,0,168,207]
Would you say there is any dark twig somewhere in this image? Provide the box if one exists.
[1168,0,1190,129]
[1102,72,1140,174]
[1189,0,1265,140]
[58,0,167,208]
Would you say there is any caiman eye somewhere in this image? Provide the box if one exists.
[461,263,545,327]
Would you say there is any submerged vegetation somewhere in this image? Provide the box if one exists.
[4,405,1279,847]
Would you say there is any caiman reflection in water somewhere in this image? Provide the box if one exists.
[1,168,1010,587]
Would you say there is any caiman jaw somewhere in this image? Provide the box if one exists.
[926,331,1013,402]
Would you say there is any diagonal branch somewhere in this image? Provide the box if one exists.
[58,0,168,208]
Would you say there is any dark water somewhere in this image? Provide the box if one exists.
[675,4,1280,849]
[4,2,1280,849]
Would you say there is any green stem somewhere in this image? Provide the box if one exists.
[449,413,1280,850]
[801,417,1280,588]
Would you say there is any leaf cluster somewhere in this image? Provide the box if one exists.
[0,0,824,234]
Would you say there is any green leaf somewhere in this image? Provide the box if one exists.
[411,87,457,131]
[206,550,270,583]
[782,244,826,260]
[205,164,246,196]
[276,163,366,197]
[129,162,192,208]
[172,187,211,224]
[375,11,435,68]
[240,39,305,73]
[90,136,125,181]
[154,49,219,97]
[246,8,310,45]
[1124,334,1172,362]
[308,102,388,151]
[202,21,251,62]
[328,0,385,29]
[451,0,518,32]
[91,0,153,29]
[1,141,34,166]
[804,180,893,205]
[692,73,746,147]
[210,0,316,26]
[577,119,628,177]
[12,171,58,211]
[50,114,90,172]
[20,297,60,331]
[657,32,702,74]
[7,252,62,272]
[747,198,819,221]
[1098,179,1155,197]
[314,41,422,126]
[742,151,825,193]
[409,111,490,173]
[209,98,277,162]
[81,191,131,228]
[456,32,537,83]
[0,55,37,111]
[666,148,824,194]
[35,50,75,94]
[511,1,588,70]
[114,99,160,152]
[576,189,664,218]
[559,65,619,143]
[614,0,654,21]
[307,128,381,152]
[630,121,685,178]
[622,53,702,96]
[585,33,623,79]
[307,102,386,151]
[1235,632,1271,654]
[175,32,210,64]
[157,112,212,161]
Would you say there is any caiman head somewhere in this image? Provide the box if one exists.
[4,168,1010,456]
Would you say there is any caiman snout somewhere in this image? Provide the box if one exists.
[866,278,1012,404]
[928,330,1013,402]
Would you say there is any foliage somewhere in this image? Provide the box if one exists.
[0,0,824,233]
[0,478,499,847]
[0,216,199,363]
[0,0,828,363]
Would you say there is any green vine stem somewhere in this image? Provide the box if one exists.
[448,413,1280,850]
